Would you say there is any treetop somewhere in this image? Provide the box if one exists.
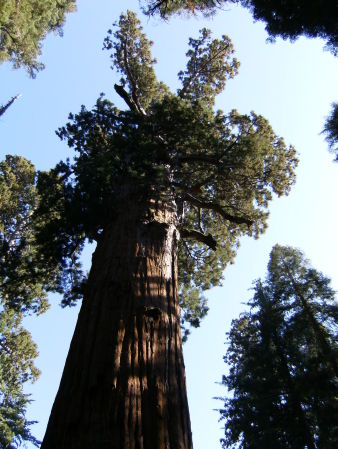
[32,10,297,333]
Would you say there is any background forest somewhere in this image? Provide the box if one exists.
[0,0,337,448]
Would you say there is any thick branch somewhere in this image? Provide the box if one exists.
[114,83,146,116]
[180,228,217,251]
[184,193,253,227]
[114,84,138,112]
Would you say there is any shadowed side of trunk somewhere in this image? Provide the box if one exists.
[41,197,193,449]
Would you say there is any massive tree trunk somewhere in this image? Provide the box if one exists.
[41,193,193,449]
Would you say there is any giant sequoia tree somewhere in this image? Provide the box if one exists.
[32,11,297,448]
[220,245,337,449]
[143,0,338,55]
[0,0,76,76]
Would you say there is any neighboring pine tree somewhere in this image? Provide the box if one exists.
[267,245,338,376]
[143,0,338,55]
[220,294,307,449]
[220,245,337,449]
[0,155,57,446]
[0,308,40,449]
[33,11,297,448]
[0,0,76,76]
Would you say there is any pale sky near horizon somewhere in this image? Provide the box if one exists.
[1,1,338,448]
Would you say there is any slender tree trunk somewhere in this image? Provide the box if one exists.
[41,193,193,449]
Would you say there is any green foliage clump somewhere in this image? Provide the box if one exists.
[0,0,76,76]
[323,103,338,160]
[35,11,297,335]
[177,27,239,106]
[0,155,50,314]
[220,245,337,449]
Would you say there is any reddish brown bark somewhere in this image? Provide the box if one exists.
[41,197,193,449]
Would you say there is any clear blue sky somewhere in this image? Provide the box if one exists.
[1,1,338,448]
